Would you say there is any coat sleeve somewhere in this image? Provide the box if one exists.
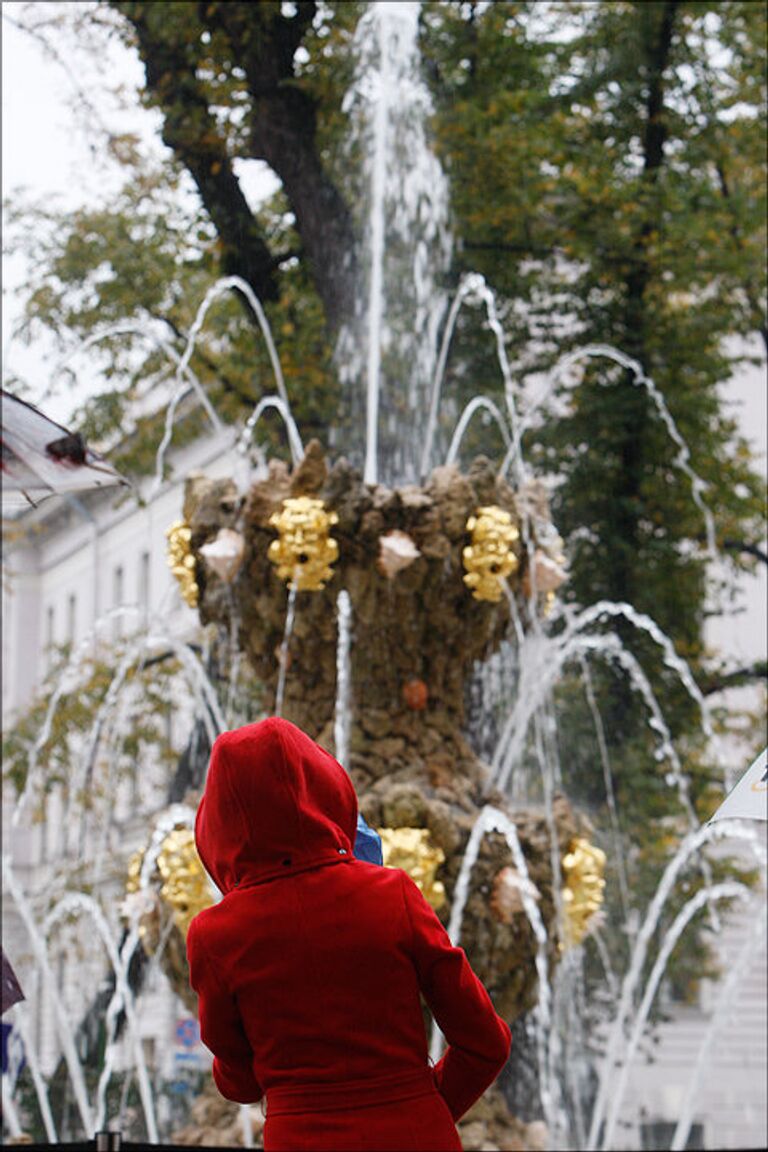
[187,918,263,1104]
[400,871,511,1121]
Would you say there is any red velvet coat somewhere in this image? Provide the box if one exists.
[187,718,511,1151]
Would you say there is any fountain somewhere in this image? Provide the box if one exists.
[2,3,765,1150]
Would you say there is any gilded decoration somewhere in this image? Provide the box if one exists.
[378,826,446,910]
[268,496,339,591]
[560,836,606,949]
[124,828,213,943]
[165,520,199,608]
[462,505,520,603]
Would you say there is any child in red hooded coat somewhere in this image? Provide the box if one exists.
[187,717,511,1152]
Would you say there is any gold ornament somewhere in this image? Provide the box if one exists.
[126,849,143,895]
[165,520,199,608]
[462,506,520,602]
[268,496,339,591]
[124,828,214,942]
[560,836,606,949]
[156,827,214,937]
[378,826,446,910]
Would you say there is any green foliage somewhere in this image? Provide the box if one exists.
[4,0,766,1012]
[2,643,179,810]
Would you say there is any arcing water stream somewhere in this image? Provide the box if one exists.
[3,3,765,1148]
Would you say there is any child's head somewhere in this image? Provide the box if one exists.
[195,717,358,893]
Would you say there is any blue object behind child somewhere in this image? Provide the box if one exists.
[353,813,383,865]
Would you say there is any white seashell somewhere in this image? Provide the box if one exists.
[532,550,568,593]
[199,528,246,583]
[489,866,541,924]
[376,530,421,579]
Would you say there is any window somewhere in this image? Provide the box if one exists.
[66,593,77,645]
[45,605,55,669]
[139,551,151,624]
[113,565,124,639]
[641,1120,704,1150]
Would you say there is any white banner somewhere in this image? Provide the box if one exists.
[709,748,767,823]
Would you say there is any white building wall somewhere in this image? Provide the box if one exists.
[3,369,765,1146]
[2,427,240,1111]
[611,863,767,1150]
[611,336,768,1150]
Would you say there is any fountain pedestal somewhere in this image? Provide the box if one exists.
[185,445,582,1024]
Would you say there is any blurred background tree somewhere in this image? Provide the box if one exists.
[4,0,766,989]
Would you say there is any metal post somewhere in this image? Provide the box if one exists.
[95,1131,122,1151]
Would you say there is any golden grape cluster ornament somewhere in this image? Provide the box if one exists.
[560,836,606,949]
[268,496,339,591]
[378,826,446,910]
[462,505,520,602]
[165,519,199,608]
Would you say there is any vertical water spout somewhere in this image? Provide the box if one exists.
[342,1,452,482]
[362,6,389,486]
[334,591,353,765]
[275,584,298,718]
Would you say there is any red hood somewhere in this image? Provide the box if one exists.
[195,717,358,893]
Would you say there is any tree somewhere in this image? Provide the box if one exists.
[4,0,766,1117]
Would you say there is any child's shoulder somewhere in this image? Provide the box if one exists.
[347,858,413,897]
[187,893,231,941]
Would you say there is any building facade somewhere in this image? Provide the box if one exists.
[2,411,766,1148]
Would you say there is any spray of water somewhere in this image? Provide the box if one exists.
[275,584,298,718]
[511,344,717,557]
[429,806,556,1132]
[42,893,158,1141]
[422,273,525,484]
[586,820,766,1151]
[671,904,768,1151]
[600,880,751,1151]
[341,1,452,485]
[9,1003,58,1142]
[3,856,94,1136]
[333,591,353,765]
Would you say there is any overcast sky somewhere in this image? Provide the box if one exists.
[1,1,276,423]
[2,2,153,421]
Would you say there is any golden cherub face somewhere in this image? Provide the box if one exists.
[124,828,214,943]
[268,496,339,591]
[462,505,520,602]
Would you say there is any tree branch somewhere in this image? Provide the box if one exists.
[152,312,258,408]
[702,661,768,696]
[112,2,279,311]
[718,538,768,566]
[200,1,358,332]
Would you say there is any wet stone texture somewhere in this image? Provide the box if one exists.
[183,446,587,1141]
[170,1082,546,1151]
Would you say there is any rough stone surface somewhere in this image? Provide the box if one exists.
[183,450,583,1142]
[168,1083,544,1151]
[184,451,582,1021]
[170,1078,264,1146]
